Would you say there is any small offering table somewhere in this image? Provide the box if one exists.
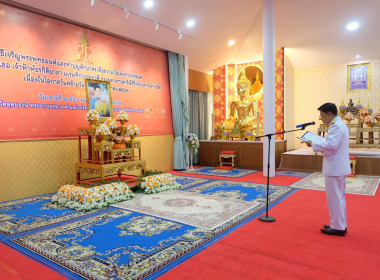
[76,160,146,184]
[76,127,145,185]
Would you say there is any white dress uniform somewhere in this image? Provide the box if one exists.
[312,116,351,231]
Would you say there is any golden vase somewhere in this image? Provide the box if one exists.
[119,120,128,134]
[89,120,97,132]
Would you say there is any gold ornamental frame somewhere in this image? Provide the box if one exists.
[347,63,371,93]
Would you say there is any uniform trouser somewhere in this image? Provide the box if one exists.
[325,176,347,231]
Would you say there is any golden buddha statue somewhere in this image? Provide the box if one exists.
[219,69,259,139]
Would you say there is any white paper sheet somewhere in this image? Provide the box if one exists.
[297,131,325,144]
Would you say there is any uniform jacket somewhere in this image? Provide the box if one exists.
[312,116,351,176]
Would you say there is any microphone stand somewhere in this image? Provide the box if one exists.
[256,126,308,222]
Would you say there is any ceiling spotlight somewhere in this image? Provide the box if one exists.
[124,8,129,18]
[91,0,94,6]
[355,54,361,59]
[144,0,154,8]
[186,19,195,28]
[228,40,235,46]
[155,21,159,30]
[178,30,183,39]
[346,21,359,31]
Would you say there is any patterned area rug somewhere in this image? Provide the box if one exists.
[291,172,380,196]
[2,180,295,279]
[0,194,101,237]
[113,190,260,230]
[6,184,295,280]
[180,180,293,203]
[178,166,259,177]
[276,170,311,177]
[172,174,211,188]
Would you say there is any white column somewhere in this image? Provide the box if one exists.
[263,0,275,177]
[184,54,189,134]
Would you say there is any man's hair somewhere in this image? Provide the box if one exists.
[318,102,337,116]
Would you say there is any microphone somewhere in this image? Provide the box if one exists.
[296,121,315,129]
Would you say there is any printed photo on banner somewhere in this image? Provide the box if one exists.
[85,79,113,118]
[347,63,371,93]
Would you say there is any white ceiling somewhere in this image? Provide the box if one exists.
[4,0,380,73]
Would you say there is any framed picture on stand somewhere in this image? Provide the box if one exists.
[85,79,113,118]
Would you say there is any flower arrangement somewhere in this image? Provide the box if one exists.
[359,107,368,116]
[339,103,347,110]
[140,173,181,194]
[104,117,118,129]
[186,133,199,153]
[51,182,134,211]
[363,115,376,125]
[339,100,346,112]
[112,135,126,142]
[367,105,373,115]
[344,111,355,122]
[116,110,130,122]
[85,109,100,121]
[127,124,140,136]
[95,123,111,136]
[373,112,380,120]
[355,100,363,112]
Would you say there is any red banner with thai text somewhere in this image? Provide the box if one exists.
[0,4,173,140]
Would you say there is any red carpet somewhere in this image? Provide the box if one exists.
[159,189,380,280]
[0,243,66,280]
[2,171,378,279]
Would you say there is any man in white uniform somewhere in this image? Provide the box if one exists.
[305,103,351,236]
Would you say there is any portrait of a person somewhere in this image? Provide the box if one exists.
[89,83,111,117]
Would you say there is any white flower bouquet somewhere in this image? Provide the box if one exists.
[95,123,111,136]
[51,182,134,211]
[141,173,181,194]
[186,133,199,153]
[103,117,118,129]
[127,124,140,136]
[85,109,100,121]
[116,110,130,122]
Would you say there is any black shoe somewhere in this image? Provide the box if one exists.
[324,225,347,232]
[320,228,346,236]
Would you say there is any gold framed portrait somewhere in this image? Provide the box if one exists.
[85,78,113,118]
[347,63,370,93]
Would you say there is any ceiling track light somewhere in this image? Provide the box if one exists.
[124,8,129,18]
[91,0,95,6]
[102,0,192,39]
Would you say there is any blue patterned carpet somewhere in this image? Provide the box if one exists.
[181,179,292,203]
[276,170,311,177]
[171,174,211,187]
[0,194,102,238]
[178,166,260,177]
[1,179,296,279]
